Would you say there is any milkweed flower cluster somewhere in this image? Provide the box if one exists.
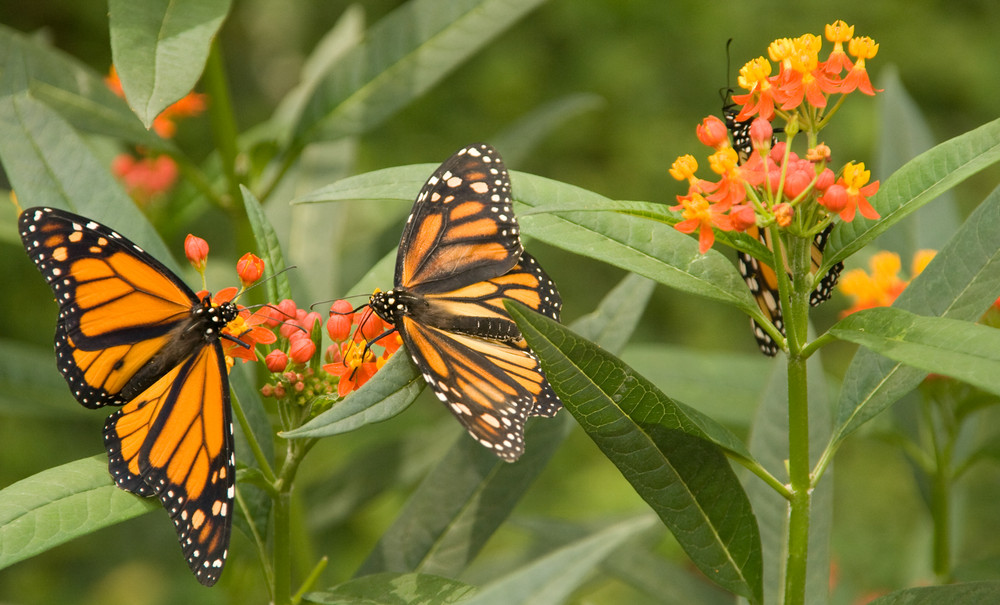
[670,20,881,254]
[106,66,207,204]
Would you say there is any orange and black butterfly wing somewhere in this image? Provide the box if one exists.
[419,252,563,418]
[19,206,197,408]
[809,225,843,306]
[395,143,522,295]
[738,227,784,356]
[104,344,234,586]
[397,317,549,462]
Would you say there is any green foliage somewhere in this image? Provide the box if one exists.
[3,3,1000,605]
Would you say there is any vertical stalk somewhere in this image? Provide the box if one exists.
[780,233,814,605]
[203,40,243,209]
[271,434,317,605]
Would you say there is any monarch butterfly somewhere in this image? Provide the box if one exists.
[19,206,237,586]
[722,99,844,356]
[367,143,562,462]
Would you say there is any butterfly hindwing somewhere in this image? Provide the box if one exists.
[104,344,234,587]
[399,317,542,461]
[395,143,523,294]
[19,207,198,408]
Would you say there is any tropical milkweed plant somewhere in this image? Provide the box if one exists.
[2,3,1000,605]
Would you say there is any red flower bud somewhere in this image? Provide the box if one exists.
[184,234,209,270]
[696,115,729,148]
[236,253,265,286]
[289,336,316,364]
[265,349,288,372]
[327,301,354,342]
[819,183,849,212]
[783,169,812,199]
[749,118,773,151]
[815,168,835,191]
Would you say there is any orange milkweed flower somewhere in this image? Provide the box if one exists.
[836,162,880,221]
[671,193,733,254]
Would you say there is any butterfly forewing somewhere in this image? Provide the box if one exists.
[19,207,197,408]
[396,143,523,294]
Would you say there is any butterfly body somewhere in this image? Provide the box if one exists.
[368,144,562,461]
[19,206,235,586]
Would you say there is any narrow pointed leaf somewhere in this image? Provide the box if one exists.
[874,66,960,255]
[108,0,230,127]
[0,24,167,149]
[461,516,656,605]
[0,49,177,272]
[293,0,550,143]
[281,350,424,439]
[867,582,1000,605]
[0,456,156,571]
[241,185,293,302]
[832,184,1000,444]
[507,302,762,602]
[822,116,1000,275]
[304,572,474,604]
[831,308,1000,397]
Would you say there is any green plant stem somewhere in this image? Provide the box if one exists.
[203,39,243,209]
[272,433,318,605]
[926,399,953,582]
[782,234,814,605]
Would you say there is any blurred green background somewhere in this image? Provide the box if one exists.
[2,1,1000,603]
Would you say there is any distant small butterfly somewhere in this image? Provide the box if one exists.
[722,96,844,356]
[367,143,563,462]
[19,207,238,586]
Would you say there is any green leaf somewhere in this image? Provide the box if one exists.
[867,582,1000,605]
[0,47,179,273]
[281,350,424,439]
[108,0,231,127]
[832,184,1000,444]
[0,24,167,150]
[822,115,1000,275]
[357,414,573,577]
[620,344,771,427]
[241,185,293,302]
[831,308,1000,397]
[303,572,475,605]
[873,65,960,255]
[569,273,654,353]
[601,543,733,605]
[460,516,656,605]
[0,456,157,571]
[507,302,762,602]
[293,0,551,143]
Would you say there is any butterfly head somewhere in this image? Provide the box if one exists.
[369,289,402,325]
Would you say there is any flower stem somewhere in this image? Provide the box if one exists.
[203,39,243,208]
[782,234,814,605]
